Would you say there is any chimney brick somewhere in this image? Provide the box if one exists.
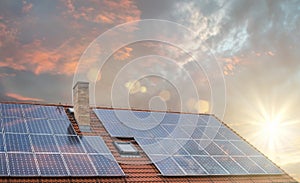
[73,81,91,132]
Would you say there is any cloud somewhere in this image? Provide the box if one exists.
[61,0,141,24]
[0,0,141,76]
[113,47,133,61]
[6,92,44,102]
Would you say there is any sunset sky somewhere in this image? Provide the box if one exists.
[0,0,299,180]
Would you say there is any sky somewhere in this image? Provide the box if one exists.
[0,0,300,180]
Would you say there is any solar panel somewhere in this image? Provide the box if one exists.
[48,119,75,135]
[2,117,28,133]
[56,135,85,153]
[213,156,247,175]
[152,156,185,176]
[63,154,96,176]
[8,153,38,176]
[93,108,284,176]
[193,156,228,175]
[250,156,283,174]
[80,136,110,154]
[43,106,68,119]
[0,133,4,152]
[0,153,7,175]
[90,154,125,176]
[6,134,32,152]
[173,156,207,175]
[0,103,126,177]
[22,104,46,119]
[26,118,52,134]
[233,156,265,174]
[214,140,244,155]
[1,104,23,118]
[31,134,59,153]
[36,154,68,176]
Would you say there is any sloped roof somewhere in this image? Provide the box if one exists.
[0,102,297,183]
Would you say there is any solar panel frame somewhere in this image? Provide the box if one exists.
[213,156,248,175]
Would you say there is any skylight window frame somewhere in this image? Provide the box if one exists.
[114,141,140,157]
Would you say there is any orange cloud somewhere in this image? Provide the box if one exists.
[221,56,242,75]
[6,92,44,102]
[114,47,133,61]
[62,0,141,24]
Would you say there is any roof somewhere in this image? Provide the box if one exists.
[0,102,297,183]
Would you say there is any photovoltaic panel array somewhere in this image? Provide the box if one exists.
[0,103,124,177]
[93,108,283,176]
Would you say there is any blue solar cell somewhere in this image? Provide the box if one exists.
[43,106,68,119]
[48,119,75,135]
[158,138,187,156]
[0,133,4,152]
[213,156,247,175]
[80,136,110,154]
[135,138,167,155]
[22,104,46,119]
[153,156,184,176]
[218,127,242,140]
[31,134,59,153]
[102,121,132,137]
[231,140,261,156]
[90,154,124,176]
[2,117,28,133]
[63,154,96,176]
[94,109,120,122]
[1,104,23,118]
[26,118,52,134]
[36,154,68,176]
[56,135,85,153]
[183,126,208,139]
[161,113,180,125]
[173,156,207,175]
[148,126,169,138]
[0,153,7,175]
[8,153,38,176]
[178,140,208,156]
[250,156,283,174]
[198,140,226,155]
[193,156,228,175]
[214,140,244,155]
[167,127,190,138]
[6,134,32,152]
[197,115,208,125]
[233,156,265,174]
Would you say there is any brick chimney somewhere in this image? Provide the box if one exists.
[73,81,91,132]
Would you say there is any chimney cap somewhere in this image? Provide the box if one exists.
[73,81,89,89]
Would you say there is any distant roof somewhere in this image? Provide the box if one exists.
[0,102,297,183]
